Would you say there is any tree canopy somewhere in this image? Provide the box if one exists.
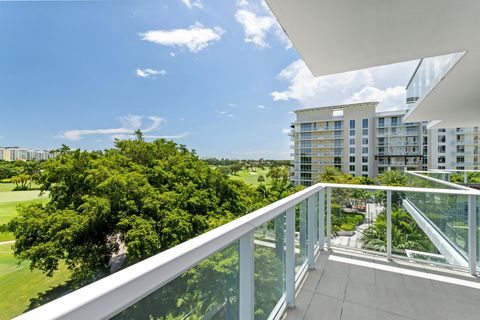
[6,138,254,280]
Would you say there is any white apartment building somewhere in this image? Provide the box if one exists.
[290,102,377,185]
[375,110,425,174]
[0,147,55,161]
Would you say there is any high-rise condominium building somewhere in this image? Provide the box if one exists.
[0,147,55,161]
[291,102,427,185]
[290,102,377,185]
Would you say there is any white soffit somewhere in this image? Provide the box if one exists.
[266,0,480,127]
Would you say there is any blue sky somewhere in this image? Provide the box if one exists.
[0,0,418,159]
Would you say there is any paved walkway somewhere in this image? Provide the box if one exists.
[285,250,480,320]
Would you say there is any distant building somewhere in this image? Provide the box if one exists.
[0,147,55,161]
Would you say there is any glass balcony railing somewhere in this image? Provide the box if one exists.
[406,51,465,104]
[14,183,480,320]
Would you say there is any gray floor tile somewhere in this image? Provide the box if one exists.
[345,280,378,309]
[341,301,377,320]
[284,288,314,320]
[304,293,342,320]
[316,271,348,299]
[377,310,413,320]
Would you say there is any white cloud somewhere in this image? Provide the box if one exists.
[139,22,224,53]
[235,9,275,48]
[0,135,4,139]
[257,105,266,109]
[271,59,418,111]
[170,52,176,57]
[58,115,187,141]
[136,68,167,79]
[281,128,290,135]
[235,0,291,49]
[343,86,407,111]
[180,0,203,9]
[216,110,235,118]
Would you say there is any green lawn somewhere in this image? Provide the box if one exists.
[0,191,49,242]
[0,243,71,320]
[229,168,272,186]
[0,183,14,192]
[0,189,72,320]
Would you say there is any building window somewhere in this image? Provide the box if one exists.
[438,145,446,153]
[438,156,446,164]
[391,117,398,126]
[457,166,465,170]
[457,156,465,163]
[457,145,465,153]
[362,138,368,145]
[378,118,384,127]
[349,156,355,163]
[391,127,396,135]
[300,123,312,131]
[350,119,355,129]
[334,121,342,129]
[438,135,446,143]
[438,128,446,133]
[362,118,368,128]
[349,138,355,145]
[438,165,446,169]
[362,165,368,172]
[350,147,355,154]
[349,165,355,172]
[350,129,355,137]
[362,128,368,136]
[362,147,368,154]
[362,156,368,163]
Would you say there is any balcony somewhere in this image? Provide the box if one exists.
[14,179,480,320]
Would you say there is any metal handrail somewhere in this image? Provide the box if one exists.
[14,183,480,320]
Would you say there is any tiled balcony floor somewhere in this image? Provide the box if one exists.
[285,250,480,320]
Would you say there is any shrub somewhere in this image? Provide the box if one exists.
[0,178,11,183]
[340,223,356,232]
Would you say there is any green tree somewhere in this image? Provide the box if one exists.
[5,139,253,281]
[11,173,30,190]
[22,161,41,188]
[362,209,436,254]
[257,175,265,185]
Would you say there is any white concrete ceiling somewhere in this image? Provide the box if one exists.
[266,0,480,128]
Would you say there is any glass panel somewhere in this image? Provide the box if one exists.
[402,190,469,268]
[254,214,286,320]
[295,200,307,271]
[390,191,440,263]
[113,241,239,320]
[330,188,381,254]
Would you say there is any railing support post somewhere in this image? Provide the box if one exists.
[464,171,468,184]
[386,190,392,260]
[308,195,315,268]
[326,187,331,250]
[319,189,325,250]
[286,207,296,308]
[239,231,254,320]
[468,195,477,275]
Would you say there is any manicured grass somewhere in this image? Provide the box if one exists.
[229,168,272,186]
[0,243,71,320]
[0,191,49,242]
[0,183,41,193]
[0,183,14,192]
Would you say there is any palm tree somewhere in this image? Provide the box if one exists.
[22,161,41,189]
[362,209,436,253]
